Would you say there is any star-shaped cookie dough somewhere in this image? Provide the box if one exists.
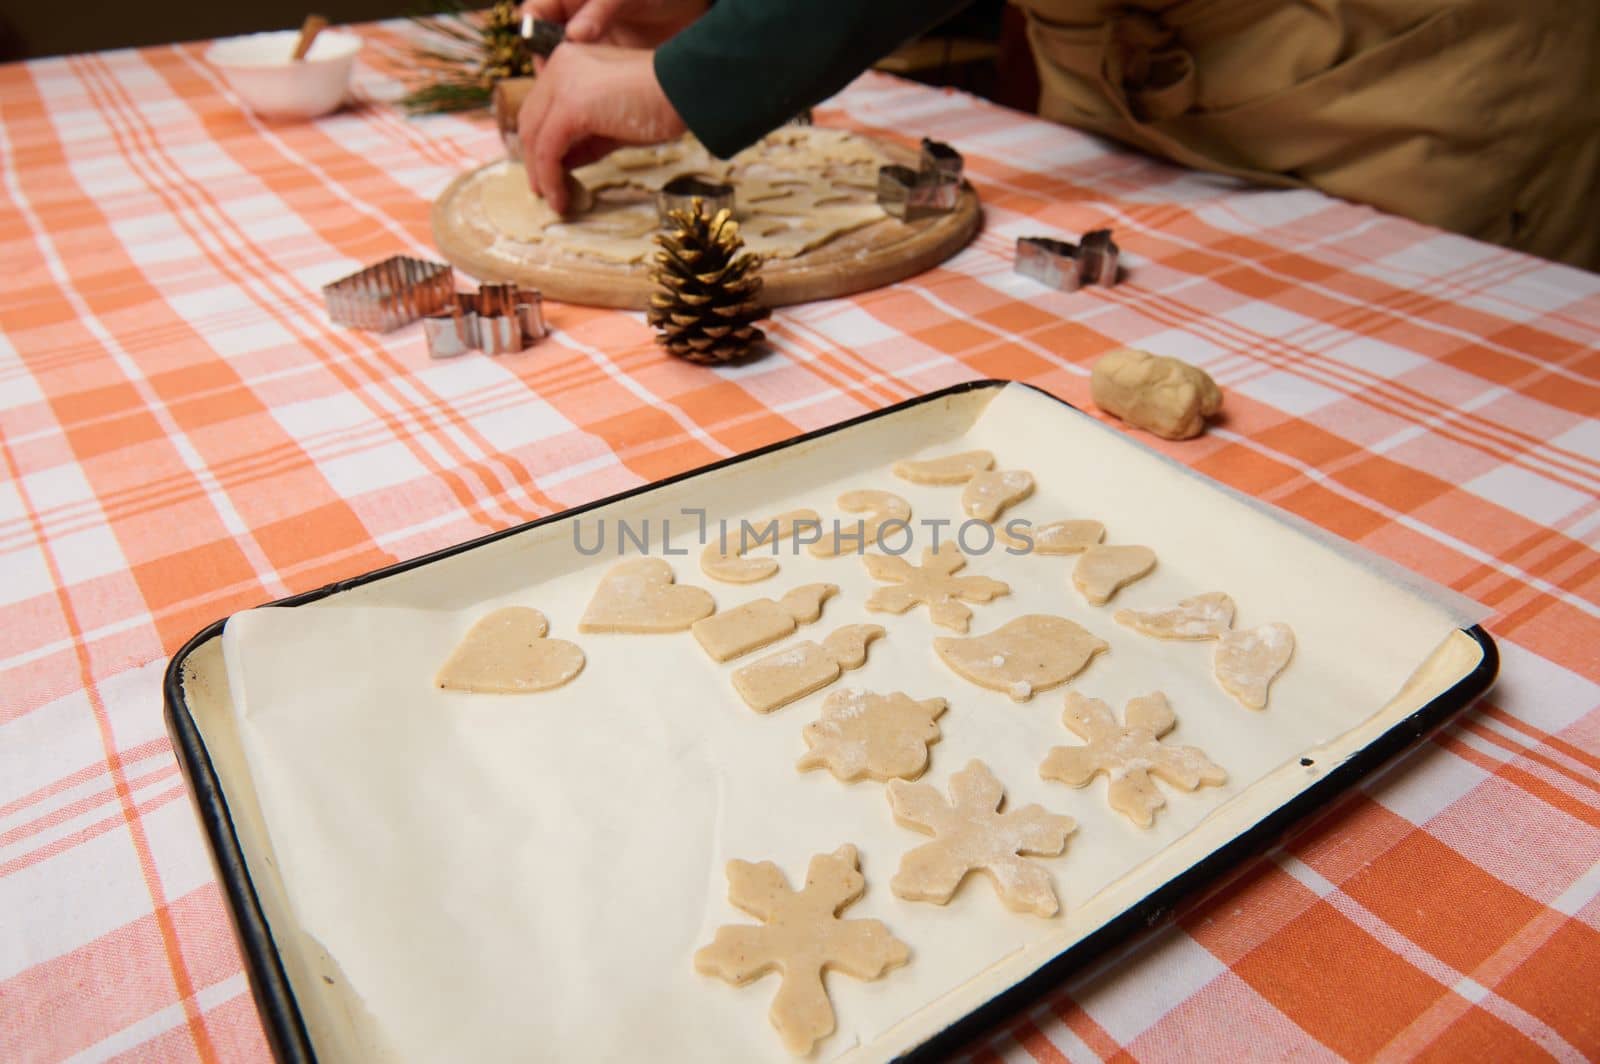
[862,543,1010,632]
[1040,691,1226,826]
[694,845,908,1055]
[886,759,1076,917]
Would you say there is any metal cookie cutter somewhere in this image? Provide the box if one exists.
[919,137,963,181]
[518,14,564,58]
[878,138,964,221]
[423,284,547,359]
[323,256,455,332]
[877,163,961,221]
[1014,229,1121,291]
[657,175,736,223]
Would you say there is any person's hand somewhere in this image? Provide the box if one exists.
[519,0,707,49]
[517,42,686,213]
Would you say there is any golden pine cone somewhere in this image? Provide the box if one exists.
[647,200,766,365]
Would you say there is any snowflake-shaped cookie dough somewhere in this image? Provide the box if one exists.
[862,543,1010,632]
[886,759,1076,917]
[1040,691,1226,826]
[694,845,909,1055]
[796,689,947,782]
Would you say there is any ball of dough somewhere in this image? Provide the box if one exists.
[1090,347,1222,440]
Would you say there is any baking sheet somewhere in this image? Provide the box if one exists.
[193,383,1490,1062]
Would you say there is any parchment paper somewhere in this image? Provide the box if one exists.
[220,384,1483,1062]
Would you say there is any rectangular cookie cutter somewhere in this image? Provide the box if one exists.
[423,284,547,359]
[323,256,456,332]
[1014,229,1121,291]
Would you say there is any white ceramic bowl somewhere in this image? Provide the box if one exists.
[206,29,361,120]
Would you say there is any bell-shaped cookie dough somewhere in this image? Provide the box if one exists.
[1214,623,1295,709]
[1072,545,1157,606]
[961,469,1034,522]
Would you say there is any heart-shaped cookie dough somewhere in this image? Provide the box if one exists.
[580,558,716,633]
[436,607,585,694]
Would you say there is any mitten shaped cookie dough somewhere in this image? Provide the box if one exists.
[1090,347,1222,440]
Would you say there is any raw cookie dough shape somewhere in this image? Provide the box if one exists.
[1040,691,1227,827]
[701,509,822,583]
[997,519,1105,555]
[1072,544,1157,606]
[579,558,715,633]
[692,583,837,663]
[796,689,948,782]
[809,490,912,558]
[886,759,1076,917]
[1115,592,1235,641]
[961,470,1035,522]
[434,607,584,693]
[891,449,995,485]
[478,163,596,241]
[934,614,1108,703]
[1214,622,1295,709]
[862,543,1010,633]
[732,624,885,713]
[1091,346,1222,441]
[694,844,909,1056]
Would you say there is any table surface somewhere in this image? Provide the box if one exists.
[2,22,1597,1064]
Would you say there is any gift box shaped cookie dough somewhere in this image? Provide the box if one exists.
[166,381,1494,1063]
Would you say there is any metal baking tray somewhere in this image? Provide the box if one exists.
[164,380,1496,1063]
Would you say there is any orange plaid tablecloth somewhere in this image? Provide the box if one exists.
[2,21,1597,1064]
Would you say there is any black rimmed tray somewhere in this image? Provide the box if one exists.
[164,379,1497,1062]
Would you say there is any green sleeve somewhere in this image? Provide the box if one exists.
[654,0,975,158]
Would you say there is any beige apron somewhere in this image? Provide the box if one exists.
[1013,0,1600,269]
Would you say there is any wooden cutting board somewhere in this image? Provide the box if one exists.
[430,137,981,310]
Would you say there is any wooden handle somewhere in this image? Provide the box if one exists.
[292,15,328,61]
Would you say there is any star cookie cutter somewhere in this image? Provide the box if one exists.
[1014,229,1120,291]
[656,174,736,224]
[423,284,547,359]
[322,256,456,332]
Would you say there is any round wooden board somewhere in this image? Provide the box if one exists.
[430,138,982,310]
